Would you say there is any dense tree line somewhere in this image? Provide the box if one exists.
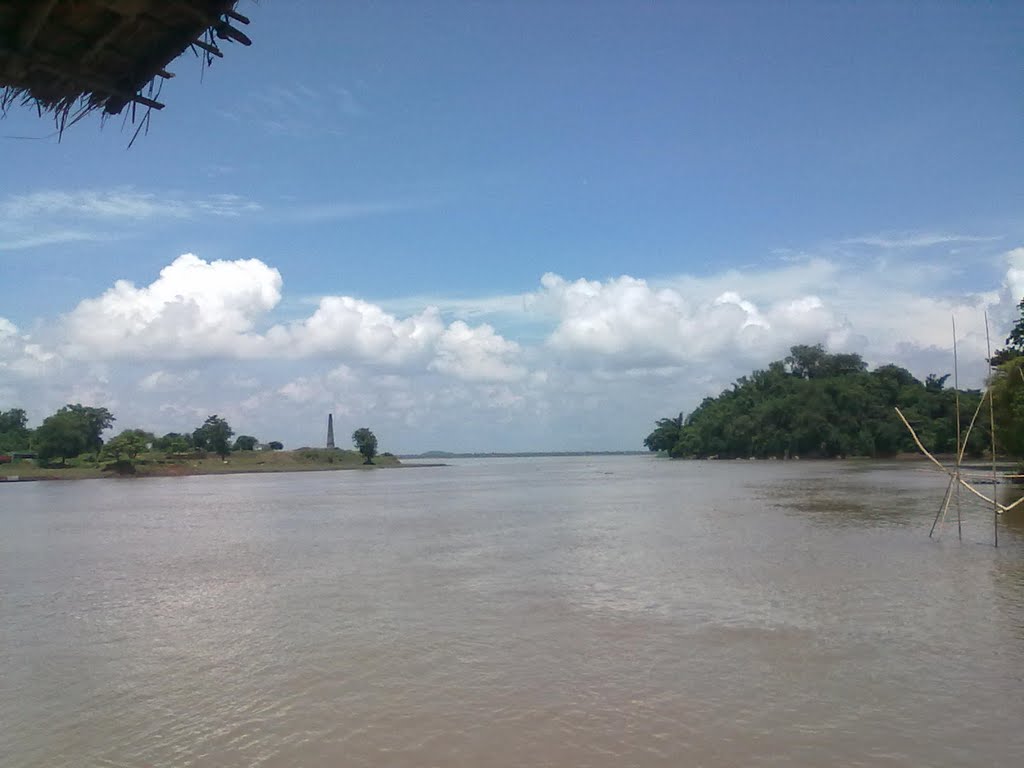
[0,406,284,467]
[986,298,1024,458]
[645,344,991,459]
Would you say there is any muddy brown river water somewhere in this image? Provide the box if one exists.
[2,456,1023,767]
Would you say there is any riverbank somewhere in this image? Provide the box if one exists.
[0,448,416,481]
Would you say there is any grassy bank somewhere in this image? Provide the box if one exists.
[1,448,402,481]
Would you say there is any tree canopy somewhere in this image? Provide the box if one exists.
[645,345,989,459]
[0,408,30,452]
[982,299,1024,454]
[352,427,378,464]
[193,415,234,459]
[988,356,1024,457]
[233,435,258,451]
[58,404,114,458]
[1,404,287,470]
[104,429,155,461]
[29,403,115,465]
[33,411,89,465]
[153,432,193,454]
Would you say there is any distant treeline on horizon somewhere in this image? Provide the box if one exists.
[401,450,648,459]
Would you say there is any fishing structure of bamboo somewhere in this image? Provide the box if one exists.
[896,314,1020,547]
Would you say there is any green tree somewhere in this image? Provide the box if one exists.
[352,427,378,464]
[1005,298,1024,351]
[267,440,284,450]
[989,357,1024,457]
[0,408,31,452]
[33,411,87,465]
[153,432,193,453]
[233,435,258,451]
[103,429,154,461]
[643,413,683,453]
[785,344,828,379]
[989,298,1024,365]
[58,404,115,459]
[193,415,234,459]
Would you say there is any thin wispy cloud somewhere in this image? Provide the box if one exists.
[1,189,189,220]
[0,188,261,251]
[376,292,542,325]
[0,188,260,221]
[0,229,114,251]
[289,199,424,222]
[221,81,367,138]
[840,232,1003,249]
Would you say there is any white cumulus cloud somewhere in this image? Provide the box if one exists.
[264,298,444,364]
[51,254,527,385]
[63,253,283,359]
[430,321,526,382]
[539,272,842,368]
[6,242,1024,453]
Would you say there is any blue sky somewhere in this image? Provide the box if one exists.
[1,1,1023,452]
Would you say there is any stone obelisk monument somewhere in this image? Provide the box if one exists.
[326,413,336,449]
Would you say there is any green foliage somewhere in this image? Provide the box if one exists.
[990,299,1024,366]
[352,427,378,464]
[267,440,284,450]
[33,411,88,465]
[1005,298,1024,352]
[3,405,287,470]
[57,404,114,458]
[193,415,234,458]
[642,413,684,453]
[0,407,31,452]
[103,429,154,461]
[988,356,1024,457]
[233,435,258,451]
[153,432,193,454]
[645,346,988,459]
[785,344,868,380]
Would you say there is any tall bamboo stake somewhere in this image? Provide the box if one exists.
[930,475,955,539]
[958,389,987,466]
[953,317,963,540]
[985,312,999,547]
[895,405,1002,508]
[895,314,1024,546]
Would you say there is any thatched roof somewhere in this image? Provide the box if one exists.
[0,0,251,127]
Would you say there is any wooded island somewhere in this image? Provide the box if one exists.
[645,331,1024,461]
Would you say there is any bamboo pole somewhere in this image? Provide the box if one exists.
[895,406,1003,509]
[953,317,963,540]
[930,475,955,538]
[985,313,999,547]
[897,315,1018,545]
[957,389,987,465]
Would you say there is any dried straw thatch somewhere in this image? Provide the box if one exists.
[0,0,251,130]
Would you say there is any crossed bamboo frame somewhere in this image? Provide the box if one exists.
[894,314,1012,547]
